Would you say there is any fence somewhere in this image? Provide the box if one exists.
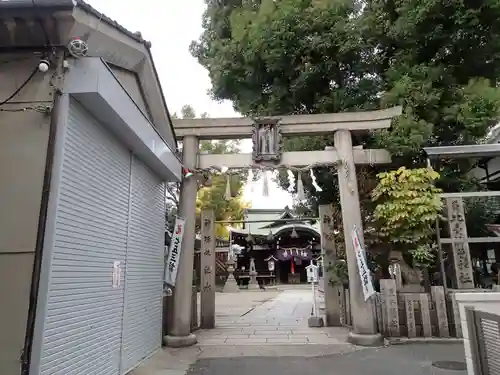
[466,307,500,375]
[337,278,500,338]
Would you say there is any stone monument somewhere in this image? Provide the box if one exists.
[248,257,259,290]
[223,245,240,293]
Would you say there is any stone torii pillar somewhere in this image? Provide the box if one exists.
[335,130,382,346]
[164,135,199,348]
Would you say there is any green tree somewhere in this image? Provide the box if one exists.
[372,167,443,267]
[170,104,248,238]
[190,0,500,205]
[190,0,379,220]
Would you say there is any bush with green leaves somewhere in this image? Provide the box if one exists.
[372,167,443,266]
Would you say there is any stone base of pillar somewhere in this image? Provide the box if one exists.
[247,275,260,290]
[347,331,383,347]
[163,333,197,348]
[223,273,240,293]
[308,316,324,327]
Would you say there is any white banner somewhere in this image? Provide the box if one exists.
[351,225,376,301]
[164,217,186,287]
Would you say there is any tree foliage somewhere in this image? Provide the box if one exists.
[372,167,443,266]
[191,0,500,208]
[196,141,247,238]
[169,105,247,238]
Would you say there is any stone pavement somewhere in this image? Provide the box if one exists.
[130,286,467,375]
[131,287,356,375]
[195,287,350,347]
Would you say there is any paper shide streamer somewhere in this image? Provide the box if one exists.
[262,171,270,197]
[224,174,232,200]
[219,165,325,201]
[247,169,255,193]
[310,168,323,192]
[287,169,296,193]
[296,172,305,201]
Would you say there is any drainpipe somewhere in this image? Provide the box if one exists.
[21,54,65,375]
[427,157,447,295]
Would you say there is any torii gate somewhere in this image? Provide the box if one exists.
[164,107,402,347]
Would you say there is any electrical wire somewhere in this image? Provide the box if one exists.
[0,3,49,108]
[0,105,51,114]
[0,66,39,107]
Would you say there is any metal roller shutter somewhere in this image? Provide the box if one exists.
[37,99,131,375]
[120,156,165,373]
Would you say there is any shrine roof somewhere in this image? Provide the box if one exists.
[229,223,320,238]
[240,207,319,236]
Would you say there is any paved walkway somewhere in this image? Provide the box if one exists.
[196,288,349,347]
[131,286,467,375]
[131,286,355,375]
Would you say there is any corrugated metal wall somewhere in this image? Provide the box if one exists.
[32,99,166,375]
[120,157,165,373]
[36,99,129,375]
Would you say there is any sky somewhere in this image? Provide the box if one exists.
[85,0,293,209]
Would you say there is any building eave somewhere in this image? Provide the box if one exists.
[0,0,178,151]
[424,144,500,160]
[65,57,182,181]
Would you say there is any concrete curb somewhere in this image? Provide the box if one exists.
[386,337,463,345]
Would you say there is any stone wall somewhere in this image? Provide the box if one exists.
[339,279,499,338]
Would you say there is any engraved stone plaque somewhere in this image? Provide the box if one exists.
[252,118,282,163]
[419,293,432,337]
[200,209,216,329]
[404,294,417,338]
[445,198,474,289]
[381,279,400,337]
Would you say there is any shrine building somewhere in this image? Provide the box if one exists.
[229,206,321,285]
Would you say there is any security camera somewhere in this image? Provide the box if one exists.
[38,59,50,73]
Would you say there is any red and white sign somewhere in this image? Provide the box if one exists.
[351,225,376,301]
[164,217,186,287]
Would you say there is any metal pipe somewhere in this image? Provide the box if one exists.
[217,217,319,224]
[428,157,448,294]
[21,55,64,375]
[435,217,447,294]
